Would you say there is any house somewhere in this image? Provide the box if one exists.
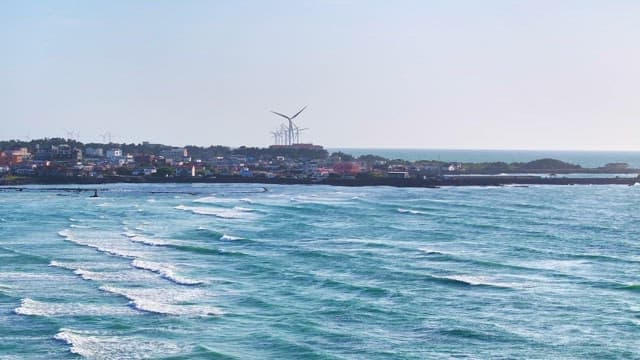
[176,165,195,177]
[85,147,104,158]
[333,162,361,176]
[106,148,122,160]
[160,148,189,163]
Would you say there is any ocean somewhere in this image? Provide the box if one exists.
[1,183,639,359]
[330,148,640,168]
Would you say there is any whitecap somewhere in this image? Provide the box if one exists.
[175,205,255,219]
[418,247,448,256]
[54,328,182,359]
[220,234,243,241]
[193,196,222,204]
[131,259,203,286]
[99,285,221,316]
[397,208,429,215]
[128,298,222,316]
[128,236,172,247]
[61,234,142,259]
[15,298,135,317]
[58,229,73,239]
[49,260,75,270]
[442,274,523,289]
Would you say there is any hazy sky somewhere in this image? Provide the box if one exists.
[2,1,639,149]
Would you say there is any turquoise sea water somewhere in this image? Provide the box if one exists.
[1,183,640,359]
[330,148,640,168]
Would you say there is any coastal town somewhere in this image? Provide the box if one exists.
[0,138,638,187]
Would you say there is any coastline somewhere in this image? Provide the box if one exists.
[1,174,637,188]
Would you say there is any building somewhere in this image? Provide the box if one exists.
[176,164,196,177]
[85,147,104,158]
[0,148,31,165]
[160,148,188,164]
[106,148,122,159]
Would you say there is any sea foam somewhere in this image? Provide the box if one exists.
[99,285,221,316]
[54,328,182,359]
[15,298,135,317]
[131,259,203,286]
[397,208,429,215]
[175,205,255,219]
[59,229,143,259]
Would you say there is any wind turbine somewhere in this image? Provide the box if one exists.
[63,129,77,141]
[270,106,307,145]
[270,131,280,145]
[294,126,309,144]
[280,124,290,146]
[100,132,113,144]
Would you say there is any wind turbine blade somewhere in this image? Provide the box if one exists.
[290,106,307,120]
[270,111,291,120]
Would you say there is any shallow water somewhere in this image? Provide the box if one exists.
[1,183,639,359]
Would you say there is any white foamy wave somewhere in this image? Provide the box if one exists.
[193,196,228,204]
[15,298,135,317]
[49,260,75,270]
[290,195,352,205]
[58,229,73,239]
[122,231,137,238]
[128,236,172,247]
[99,285,221,316]
[175,205,255,219]
[418,247,449,256]
[397,208,429,215]
[61,235,142,259]
[131,259,203,286]
[51,261,153,282]
[54,328,182,359]
[443,275,522,289]
[128,298,222,316]
[74,269,111,282]
[220,234,243,241]
[70,224,91,229]
[239,198,253,203]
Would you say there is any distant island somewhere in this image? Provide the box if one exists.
[0,138,638,187]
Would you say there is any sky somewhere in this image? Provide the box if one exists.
[2,0,639,150]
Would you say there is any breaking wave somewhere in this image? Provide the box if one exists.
[99,285,222,316]
[397,208,429,215]
[54,328,182,359]
[15,298,135,317]
[131,259,203,286]
[175,205,255,219]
